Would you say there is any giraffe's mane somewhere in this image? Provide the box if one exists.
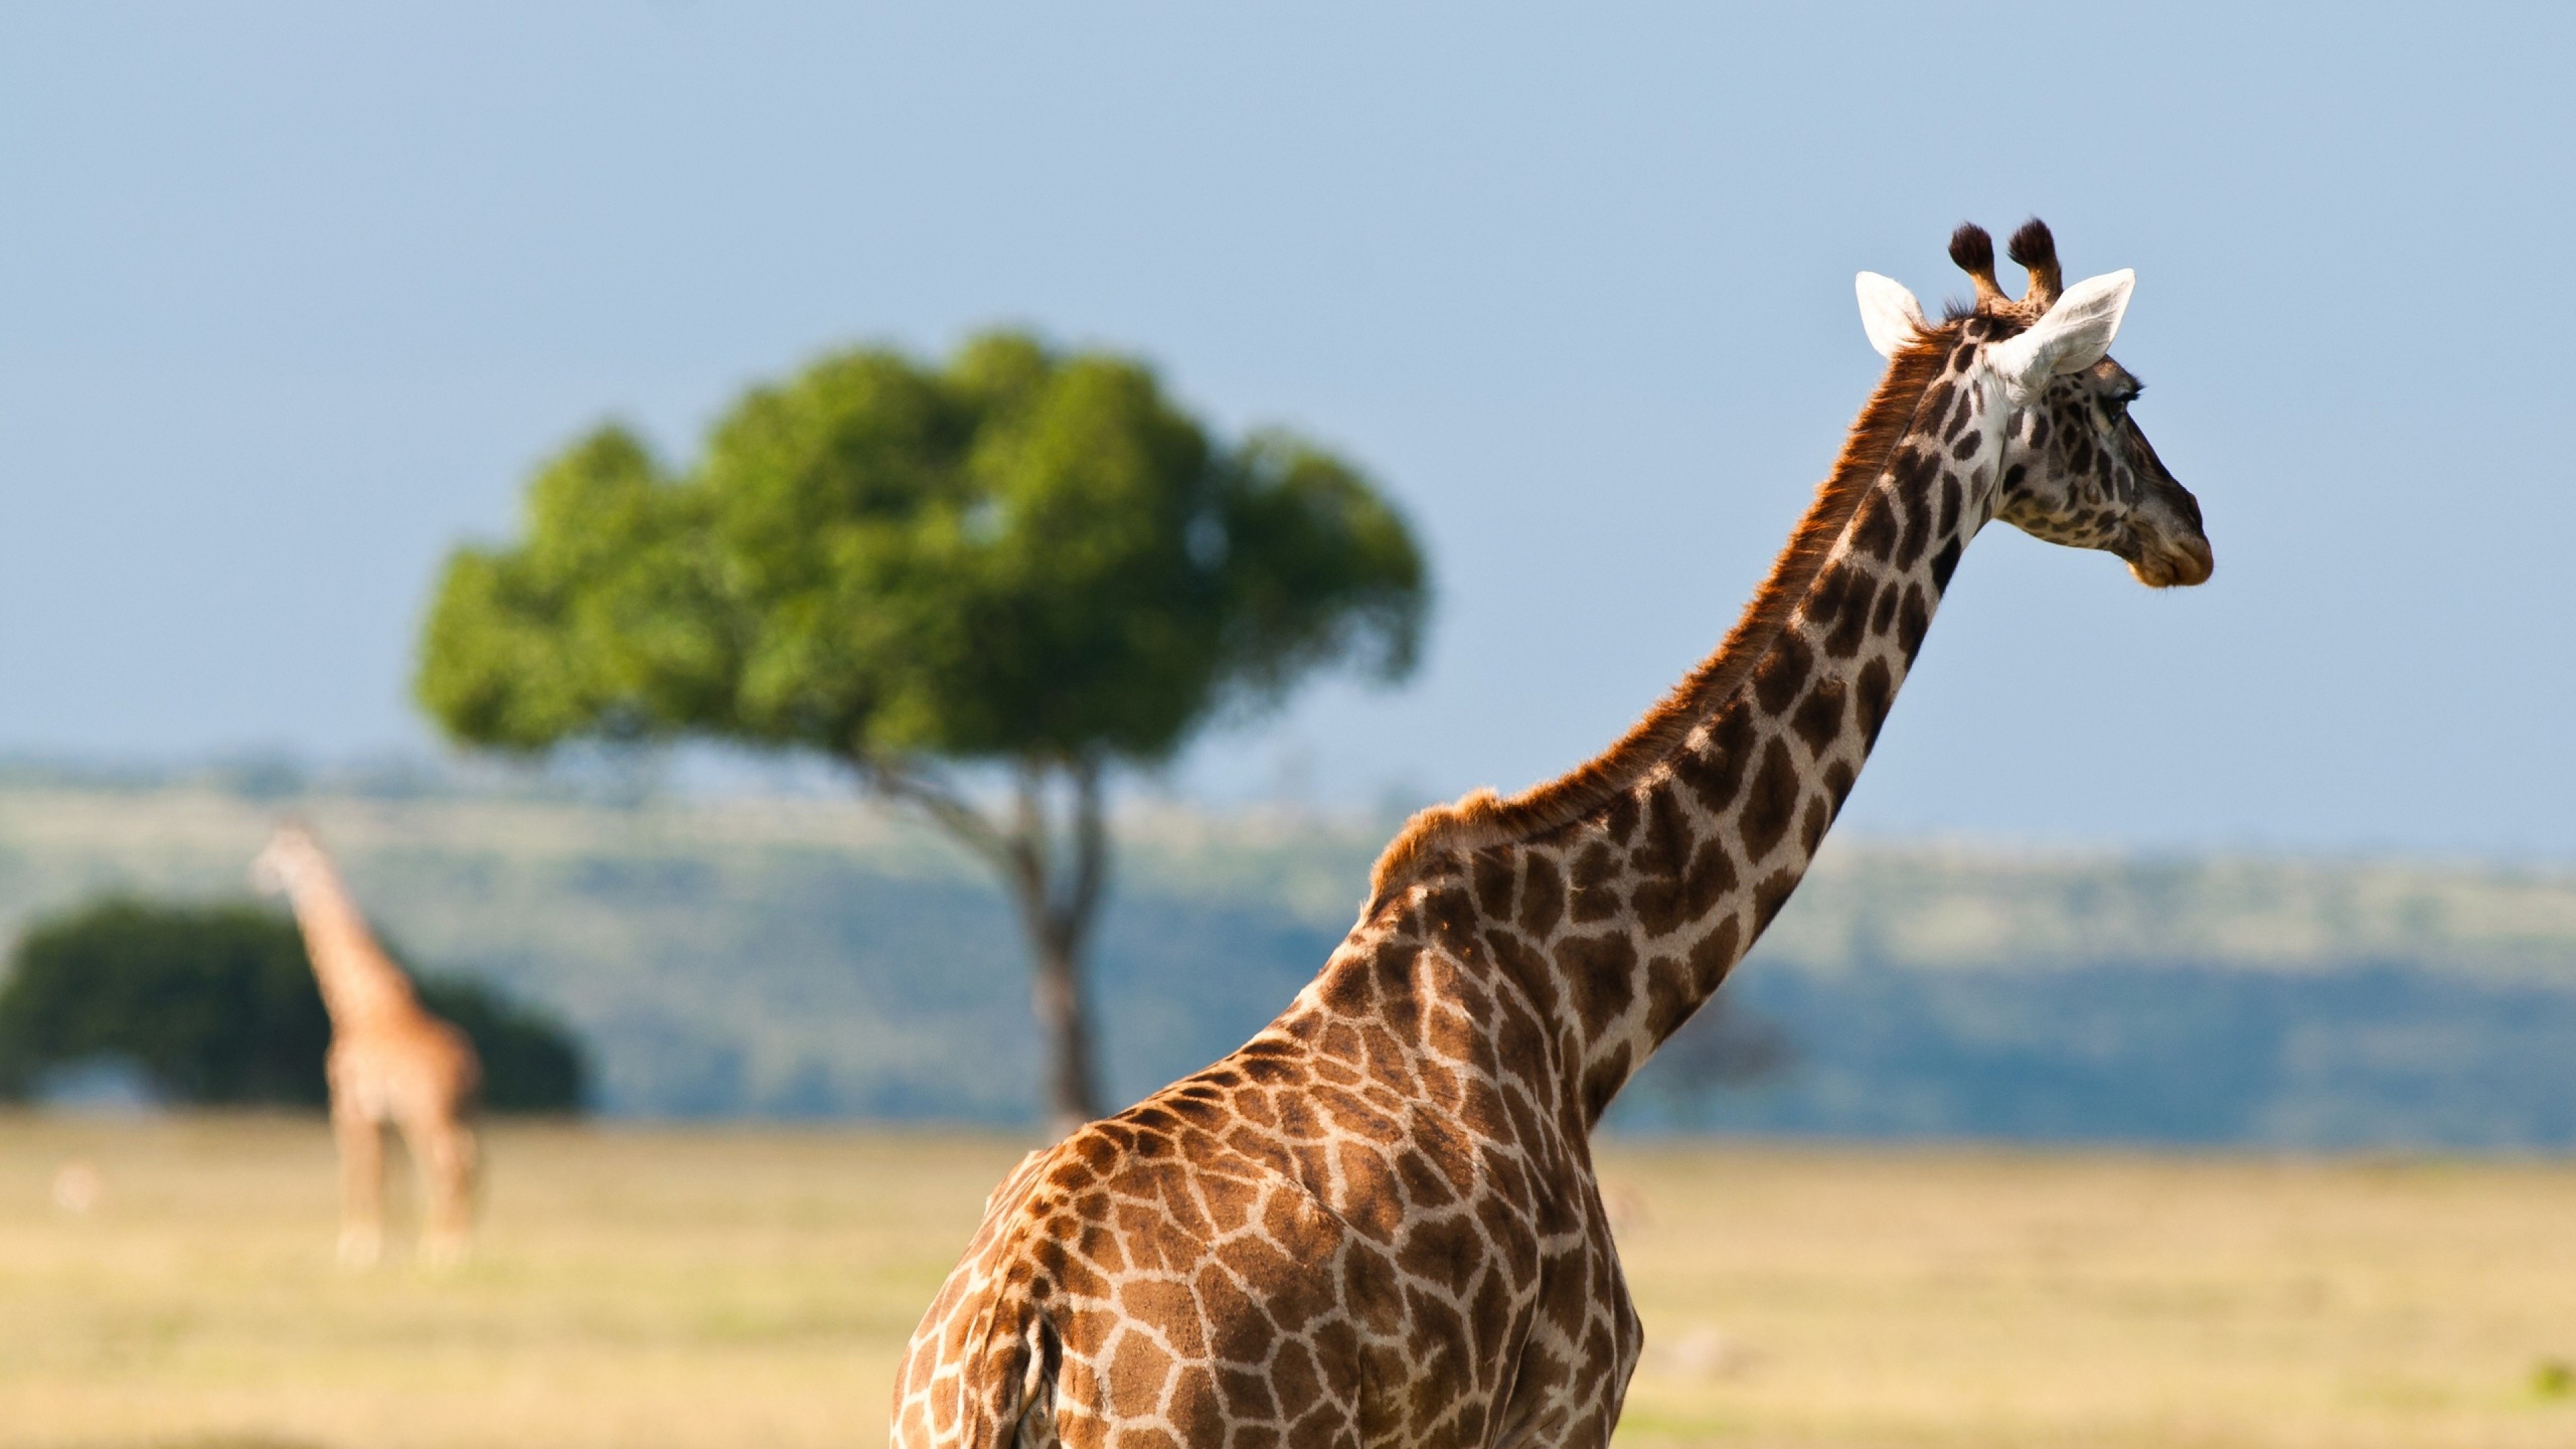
[1362,321,1962,914]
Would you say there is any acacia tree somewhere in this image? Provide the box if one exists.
[416,332,1427,1132]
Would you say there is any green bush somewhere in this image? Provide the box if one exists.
[0,896,585,1113]
[417,975,586,1114]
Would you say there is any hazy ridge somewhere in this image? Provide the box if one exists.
[2,776,2570,1144]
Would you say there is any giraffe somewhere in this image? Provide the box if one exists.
[893,219,2212,1449]
[251,822,482,1269]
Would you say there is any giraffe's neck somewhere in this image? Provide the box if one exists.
[284,857,423,1030]
[1318,325,2006,1130]
[1546,343,2004,1118]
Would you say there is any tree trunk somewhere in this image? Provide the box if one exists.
[1027,914,1102,1140]
[851,751,1114,1138]
[1010,757,1108,1136]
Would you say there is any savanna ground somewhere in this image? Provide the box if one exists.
[2,1116,2571,1449]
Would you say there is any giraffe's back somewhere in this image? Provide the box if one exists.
[327,1017,479,1124]
[894,1010,1640,1449]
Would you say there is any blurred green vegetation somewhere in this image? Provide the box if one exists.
[0,894,584,1113]
[0,899,327,1106]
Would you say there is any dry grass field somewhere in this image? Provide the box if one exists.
[3,1116,2571,1449]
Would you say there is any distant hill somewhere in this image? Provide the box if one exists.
[1,773,2570,1146]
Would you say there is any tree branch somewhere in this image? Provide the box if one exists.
[845,751,1013,872]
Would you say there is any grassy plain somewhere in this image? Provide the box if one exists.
[3,1115,2572,1449]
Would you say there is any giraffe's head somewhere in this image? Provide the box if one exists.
[250,820,324,896]
[1856,219,2213,589]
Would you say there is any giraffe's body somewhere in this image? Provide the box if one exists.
[895,221,2212,1449]
[252,824,482,1269]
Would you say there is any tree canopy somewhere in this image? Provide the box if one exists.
[415,331,1429,1128]
[0,896,587,1113]
[419,331,1427,769]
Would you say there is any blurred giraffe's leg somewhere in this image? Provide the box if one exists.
[413,1115,479,1271]
[333,1108,385,1270]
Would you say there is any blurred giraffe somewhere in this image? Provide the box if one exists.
[252,822,481,1269]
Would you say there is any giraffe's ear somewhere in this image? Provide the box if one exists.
[1855,272,1928,359]
[1986,268,2134,399]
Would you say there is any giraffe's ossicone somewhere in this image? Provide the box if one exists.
[892,221,2212,1449]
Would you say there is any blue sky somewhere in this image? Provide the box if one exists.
[3,4,2571,854]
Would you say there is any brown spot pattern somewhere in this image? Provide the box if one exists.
[1737,737,1801,862]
